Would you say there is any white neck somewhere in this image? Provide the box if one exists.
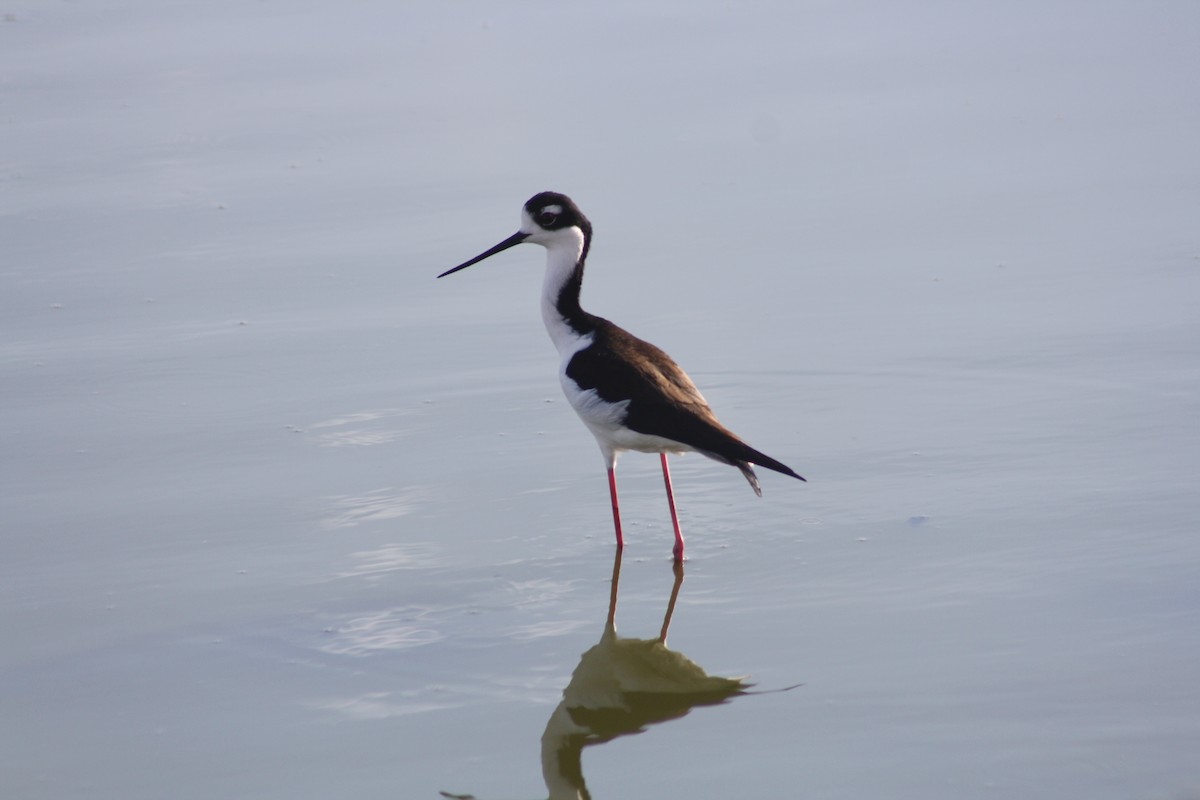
[538,227,588,356]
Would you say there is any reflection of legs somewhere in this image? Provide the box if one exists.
[659,558,685,643]
[607,547,622,629]
[606,467,624,550]
[660,453,684,561]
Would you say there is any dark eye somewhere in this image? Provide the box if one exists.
[537,211,558,227]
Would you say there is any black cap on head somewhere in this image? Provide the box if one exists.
[525,191,592,236]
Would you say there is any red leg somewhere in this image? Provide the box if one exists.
[660,453,685,561]
[607,467,624,550]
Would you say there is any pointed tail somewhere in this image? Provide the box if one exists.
[699,442,805,496]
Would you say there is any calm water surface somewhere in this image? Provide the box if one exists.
[3,2,1199,798]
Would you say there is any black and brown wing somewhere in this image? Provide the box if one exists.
[565,319,805,492]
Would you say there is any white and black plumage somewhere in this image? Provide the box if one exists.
[438,191,805,560]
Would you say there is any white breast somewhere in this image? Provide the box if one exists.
[559,366,693,462]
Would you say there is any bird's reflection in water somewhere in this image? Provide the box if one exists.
[540,550,749,799]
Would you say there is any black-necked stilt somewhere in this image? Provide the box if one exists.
[438,192,804,560]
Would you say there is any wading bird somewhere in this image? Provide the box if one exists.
[438,192,804,560]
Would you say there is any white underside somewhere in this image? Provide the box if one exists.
[560,369,693,466]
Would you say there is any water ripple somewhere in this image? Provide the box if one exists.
[318,606,444,656]
[321,487,428,529]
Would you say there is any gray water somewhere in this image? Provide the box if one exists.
[3,2,1199,798]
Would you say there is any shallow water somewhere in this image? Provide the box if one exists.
[4,2,1200,798]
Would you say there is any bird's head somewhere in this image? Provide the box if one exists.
[438,191,592,279]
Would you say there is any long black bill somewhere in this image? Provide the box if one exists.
[437,231,530,278]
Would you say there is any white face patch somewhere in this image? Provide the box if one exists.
[541,204,563,216]
[519,208,585,260]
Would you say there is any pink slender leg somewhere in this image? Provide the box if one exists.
[660,453,685,561]
[606,467,624,550]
